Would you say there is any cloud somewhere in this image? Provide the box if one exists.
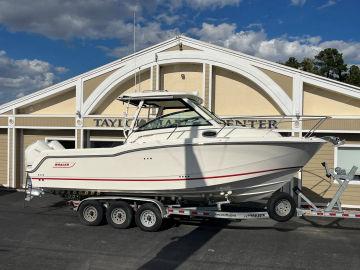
[245,23,263,30]
[0,0,244,60]
[156,14,181,25]
[0,0,241,41]
[318,0,337,9]
[99,23,179,58]
[291,0,306,6]
[184,0,241,9]
[189,23,237,44]
[0,0,163,40]
[190,23,360,64]
[0,50,67,103]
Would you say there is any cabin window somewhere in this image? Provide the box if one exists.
[335,145,360,183]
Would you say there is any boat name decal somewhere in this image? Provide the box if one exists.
[53,162,76,168]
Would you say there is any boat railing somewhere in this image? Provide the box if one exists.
[221,115,330,137]
[90,110,330,139]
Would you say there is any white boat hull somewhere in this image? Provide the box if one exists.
[28,138,324,202]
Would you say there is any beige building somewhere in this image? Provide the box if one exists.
[1,36,360,206]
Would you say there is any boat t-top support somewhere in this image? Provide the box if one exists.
[128,100,144,134]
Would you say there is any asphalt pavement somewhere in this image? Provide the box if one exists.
[0,189,359,270]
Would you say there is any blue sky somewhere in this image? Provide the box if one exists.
[0,0,359,104]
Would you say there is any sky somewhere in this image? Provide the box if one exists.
[0,0,359,104]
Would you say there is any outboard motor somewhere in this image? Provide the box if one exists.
[25,140,65,170]
[24,140,65,201]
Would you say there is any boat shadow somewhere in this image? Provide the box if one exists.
[169,218,300,232]
[184,127,205,193]
[137,215,360,269]
[136,218,303,270]
[137,220,230,270]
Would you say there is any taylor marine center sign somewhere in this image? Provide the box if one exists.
[93,118,279,129]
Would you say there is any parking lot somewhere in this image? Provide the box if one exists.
[0,190,359,270]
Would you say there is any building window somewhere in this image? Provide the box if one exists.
[335,145,360,184]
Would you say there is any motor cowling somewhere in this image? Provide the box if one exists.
[25,140,65,170]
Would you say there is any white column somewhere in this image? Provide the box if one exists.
[202,63,206,103]
[292,74,303,133]
[156,64,160,90]
[7,127,10,187]
[76,78,83,115]
[209,64,213,110]
[76,78,84,149]
[11,109,16,188]
[150,66,154,90]
[292,74,303,207]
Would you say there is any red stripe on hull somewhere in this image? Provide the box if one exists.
[31,166,301,182]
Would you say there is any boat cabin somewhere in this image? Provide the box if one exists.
[118,91,226,142]
[118,91,279,143]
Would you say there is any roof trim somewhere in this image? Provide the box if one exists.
[0,36,183,113]
[179,36,360,94]
[83,50,293,115]
[1,34,360,114]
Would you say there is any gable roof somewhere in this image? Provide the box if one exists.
[1,35,359,114]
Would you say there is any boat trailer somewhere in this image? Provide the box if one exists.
[164,162,360,221]
[26,162,360,232]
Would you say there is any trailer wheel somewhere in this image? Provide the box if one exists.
[78,200,104,226]
[135,203,162,232]
[106,201,134,229]
[267,192,296,222]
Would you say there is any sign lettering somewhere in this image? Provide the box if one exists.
[224,119,278,129]
[92,118,279,129]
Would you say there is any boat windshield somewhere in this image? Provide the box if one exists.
[137,109,210,131]
[136,96,211,131]
[197,105,226,125]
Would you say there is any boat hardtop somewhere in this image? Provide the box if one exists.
[118,91,203,106]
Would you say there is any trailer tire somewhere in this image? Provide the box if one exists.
[267,192,296,222]
[106,201,133,229]
[78,200,104,226]
[135,203,163,232]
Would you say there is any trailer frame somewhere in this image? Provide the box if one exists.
[68,162,360,231]
[26,162,360,231]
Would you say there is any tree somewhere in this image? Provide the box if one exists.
[314,48,347,81]
[280,48,360,88]
[300,58,318,74]
[284,57,300,69]
[346,65,360,87]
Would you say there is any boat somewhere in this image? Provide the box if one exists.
[25,91,326,203]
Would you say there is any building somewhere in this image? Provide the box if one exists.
[1,36,360,206]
